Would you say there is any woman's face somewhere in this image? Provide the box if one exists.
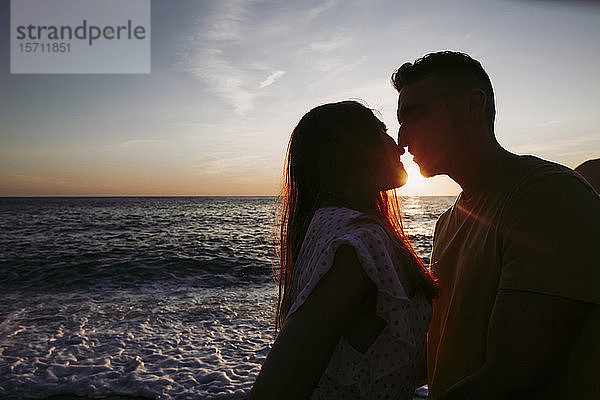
[375,126,408,190]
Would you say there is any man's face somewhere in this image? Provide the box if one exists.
[396,76,460,178]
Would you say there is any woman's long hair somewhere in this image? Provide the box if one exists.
[274,101,438,334]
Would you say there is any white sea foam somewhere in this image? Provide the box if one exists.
[0,284,276,399]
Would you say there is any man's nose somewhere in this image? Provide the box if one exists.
[397,124,409,148]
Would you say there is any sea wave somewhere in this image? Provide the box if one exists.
[1,255,274,292]
[0,197,453,398]
[0,285,275,400]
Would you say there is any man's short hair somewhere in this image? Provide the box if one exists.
[392,51,496,130]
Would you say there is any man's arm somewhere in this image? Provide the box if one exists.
[249,245,374,399]
[438,289,592,400]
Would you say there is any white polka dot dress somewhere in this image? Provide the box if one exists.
[287,206,432,400]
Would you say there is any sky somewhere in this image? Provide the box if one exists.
[1,0,599,196]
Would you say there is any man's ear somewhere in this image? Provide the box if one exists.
[468,89,487,116]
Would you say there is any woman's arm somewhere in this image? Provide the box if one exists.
[249,245,375,400]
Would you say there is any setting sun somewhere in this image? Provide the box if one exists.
[401,155,427,192]
[392,154,461,196]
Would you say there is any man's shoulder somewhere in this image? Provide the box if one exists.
[432,197,460,241]
[515,155,574,180]
[498,157,600,304]
[508,155,598,205]
[437,201,456,222]
[500,155,600,241]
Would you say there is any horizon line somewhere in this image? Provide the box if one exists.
[0,194,459,198]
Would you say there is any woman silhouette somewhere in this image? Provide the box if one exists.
[250,101,437,400]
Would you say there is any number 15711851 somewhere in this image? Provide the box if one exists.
[19,43,71,53]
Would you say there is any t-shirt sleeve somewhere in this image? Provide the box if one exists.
[431,206,452,278]
[499,171,600,304]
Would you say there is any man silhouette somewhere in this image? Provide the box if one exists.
[392,51,600,399]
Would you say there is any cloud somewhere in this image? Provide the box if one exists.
[306,0,339,20]
[509,133,600,154]
[309,37,349,52]
[260,71,285,88]
[538,120,560,127]
[203,1,248,41]
[175,1,259,115]
[118,139,163,148]
[173,0,348,115]
[191,153,273,176]
[179,46,259,115]
[6,174,89,191]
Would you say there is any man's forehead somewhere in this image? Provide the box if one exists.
[397,76,440,109]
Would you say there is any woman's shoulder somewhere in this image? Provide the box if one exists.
[298,207,391,270]
[312,206,362,222]
[304,207,389,247]
[311,206,385,230]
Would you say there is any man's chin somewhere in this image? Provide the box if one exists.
[417,164,436,178]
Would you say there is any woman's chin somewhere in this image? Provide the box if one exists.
[396,168,409,188]
[398,171,408,187]
[379,166,408,190]
[395,163,409,188]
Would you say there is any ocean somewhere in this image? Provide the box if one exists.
[0,196,455,399]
